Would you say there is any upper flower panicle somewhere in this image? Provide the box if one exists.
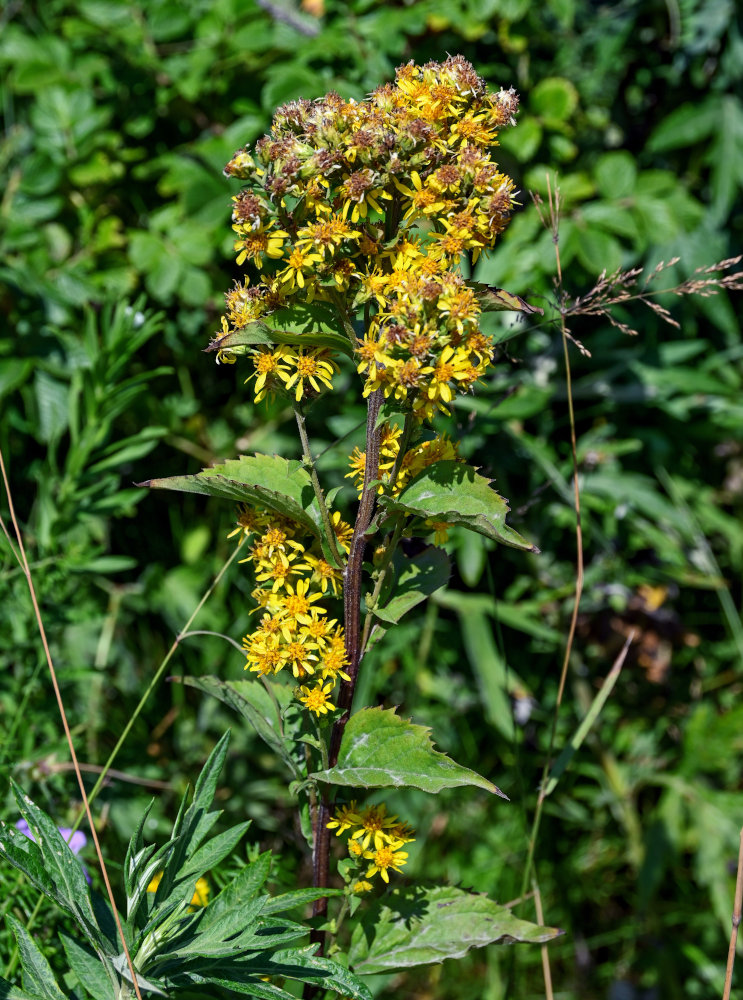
[216,56,519,418]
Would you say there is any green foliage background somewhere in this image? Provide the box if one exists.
[1,1,742,997]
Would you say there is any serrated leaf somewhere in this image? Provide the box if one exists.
[5,915,67,1000]
[179,821,252,882]
[141,454,327,544]
[207,302,354,359]
[185,730,231,852]
[267,947,373,1000]
[471,282,543,314]
[311,707,506,796]
[179,676,302,778]
[348,885,562,974]
[373,547,450,625]
[190,975,294,999]
[379,461,537,552]
[201,851,272,928]
[261,886,344,915]
[157,896,268,959]
[60,933,116,1000]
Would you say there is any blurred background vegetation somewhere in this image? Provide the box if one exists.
[1,1,742,997]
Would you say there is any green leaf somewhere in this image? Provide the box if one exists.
[374,547,450,625]
[594,151,637,199]
[2,786,102,950]
[498,116,542,161]
[311,706,507,796]
[575,226,623,274]
[261,886,344,915]
[646,98,718,152]
[60,933,116,1000]
[0,977,46,1000]
[348,886,562,974]
[531,76,579,123]
[542,638,629,797]
[5,915,67,1000]
[186,730,232,852]
[207,302,354,359]
[179,821,252,881]
[203,851,272,925]
[179,676,302,778]
[141,453,327,543]
[471,282,543,314]
[265,947,373,1000]
[379,461,537,553]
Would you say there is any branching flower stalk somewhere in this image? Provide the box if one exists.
[210,55,532,943]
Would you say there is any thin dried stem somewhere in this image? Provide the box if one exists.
[533,878,555,1000]
[562,254,742,336]
[722,826,743,1000]
[521,175,584,904]
[0,446,144,1000]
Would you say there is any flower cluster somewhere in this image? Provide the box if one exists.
[347,424,460,497]
[231,506,353,715]
[215,55,518,418]
[327,801,415,889]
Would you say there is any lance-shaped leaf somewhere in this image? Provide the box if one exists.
[471,281,544,315]
[206,302,354,359]
[140,454,326,543]
[179,676,303,779]
[348,886,562,974]
[379,461,537,552]
[373,547,450,625]
[311,707,507,797]
[5,915,67,1000]
[0,976,45,1000]
[60,934,116,1000]
[2,784,103,951]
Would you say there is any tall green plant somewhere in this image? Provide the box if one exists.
[144,55,559,980]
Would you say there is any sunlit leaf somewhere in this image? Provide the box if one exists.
[312,706,507,796]
[349,886,563,973]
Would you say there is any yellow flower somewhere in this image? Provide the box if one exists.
[349,803,399,852]
[282,634,320,678]
[329,511,353,553]
[278,246,323,290]
[280,578,327,624]
[279,348,338,402]
[352,880,374,894]
[297,681,336,715]
[425,519,451,545]
[363,843,409,883]
[234,222,289,267]
[327,801,361,836]
[246,347,292,402]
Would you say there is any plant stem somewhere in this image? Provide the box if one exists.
[294,402,344,569]
[520,175,583,907]
[359,514,404,655]
[309,387,383,932]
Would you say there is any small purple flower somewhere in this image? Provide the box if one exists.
[16,819,91,882]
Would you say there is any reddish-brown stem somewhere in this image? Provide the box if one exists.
[310,388,383,936]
